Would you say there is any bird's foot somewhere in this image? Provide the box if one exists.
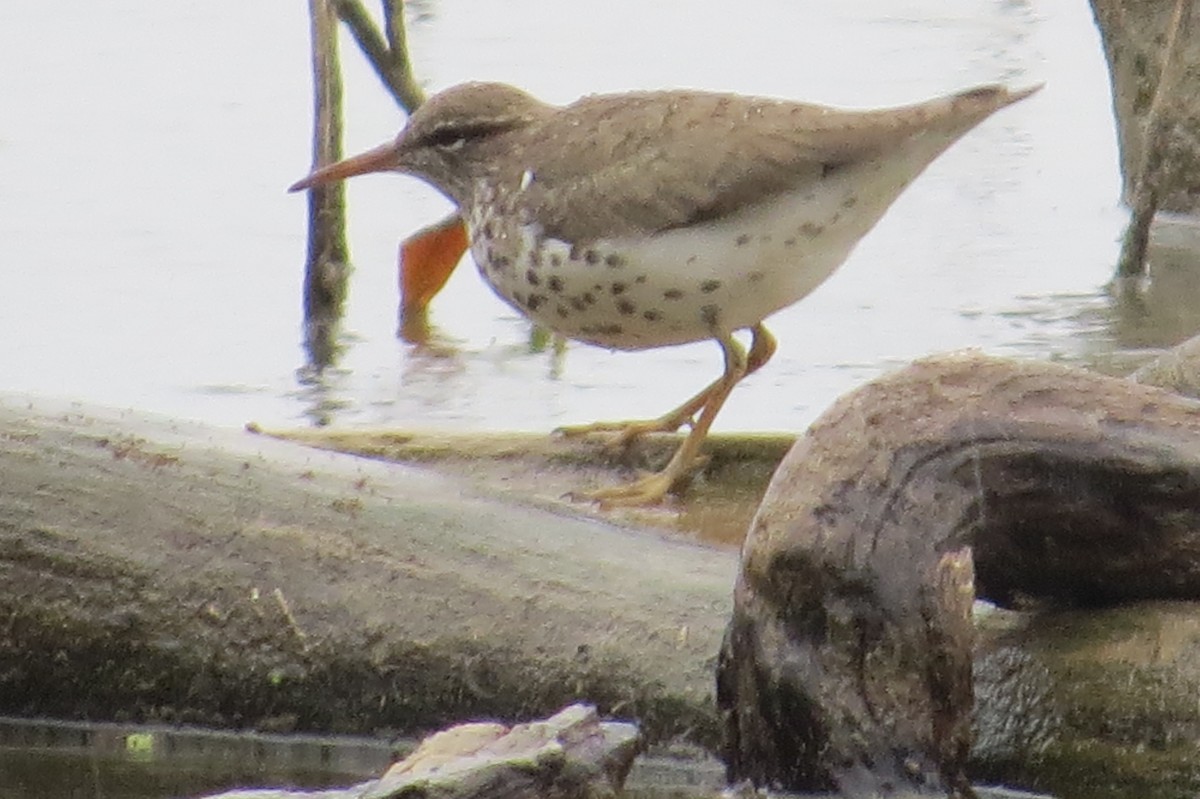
[571,470,680,508]
[570,454,709,509]
[554,414,694,453]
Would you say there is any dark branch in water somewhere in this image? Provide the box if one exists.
[1114,0,1192,279]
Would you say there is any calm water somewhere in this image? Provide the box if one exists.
[3,0,1182,434]
[0,717,395,798]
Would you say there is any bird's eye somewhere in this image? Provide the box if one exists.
[424,127,468,151]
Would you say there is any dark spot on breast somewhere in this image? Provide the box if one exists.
[735,234,750,246]
[634,275,647,284]
[700,304,720,327]
[569,244,583,261]
[821,162,842,178]
[526,269,540,286]
[585,249,600,265]
[610,282,626,295]
[548,275,564,293]
[582,292,596,306]
[687,255,698,265]
[799,222,824,238]
[663,288,684,300]
[556,305,569,318]
[482,221,496,240]
[616,298,636,315]
[570,297,587,312]
[605,254,624,268]
[526,294,546,311]
[784,237,797,247]
[748,271,765,283]
[551,254,562,268]
[527,250,542,267]
[643,309,662,322]
[841,195,858,209]
[700,280,721,293]
[598,323,623,336]
[487,250,510,272]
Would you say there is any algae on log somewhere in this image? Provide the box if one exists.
[0,397,734,742]
[973,601,1200,798]
[719,352,1200,796]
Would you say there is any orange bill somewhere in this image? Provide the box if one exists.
[288,140,401,192]
[400,213,468,316]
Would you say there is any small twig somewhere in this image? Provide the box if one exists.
[383,0,426,110]
[273,588,310,649]
[335,0,425,113]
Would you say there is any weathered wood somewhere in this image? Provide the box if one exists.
[1090,0,1200,215]
[972,600,1200,797]
[198,704,640,799]
[1108,0,1192,277]
[1134,329,1200,399]
[719,352,1200,796]
[1090,0,1200,277]
[8,350,1200,796]
[0,396,733,743]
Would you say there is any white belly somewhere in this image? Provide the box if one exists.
[467,152,924,351]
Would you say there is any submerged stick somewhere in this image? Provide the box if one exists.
[1112,0,1192,279]
[302,0,351,368]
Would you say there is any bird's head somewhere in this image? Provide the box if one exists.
[289,82,548,206]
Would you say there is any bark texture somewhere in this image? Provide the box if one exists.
[719,352,1200,797]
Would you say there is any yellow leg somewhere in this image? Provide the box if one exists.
[574,328,752,508]
[744,322,778,376]
[556,323,777,450]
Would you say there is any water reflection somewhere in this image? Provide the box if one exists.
[1108,236,1200,349]
[0,717,395,799]
[294,364,354,428]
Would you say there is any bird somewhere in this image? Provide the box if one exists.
[289,80,1040,507]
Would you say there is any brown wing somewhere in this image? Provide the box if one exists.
[512,84,1035,243]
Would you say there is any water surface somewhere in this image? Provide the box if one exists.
[0,1,1189,434]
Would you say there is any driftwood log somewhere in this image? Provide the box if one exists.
[1135,328,1200,399]
[7,351,1200,796]
[0,396,733,742]
[719,352,1200,797]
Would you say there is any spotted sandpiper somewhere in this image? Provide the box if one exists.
[290,80,1040,506]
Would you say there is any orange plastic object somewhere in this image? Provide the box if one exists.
[400,213,468,315]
